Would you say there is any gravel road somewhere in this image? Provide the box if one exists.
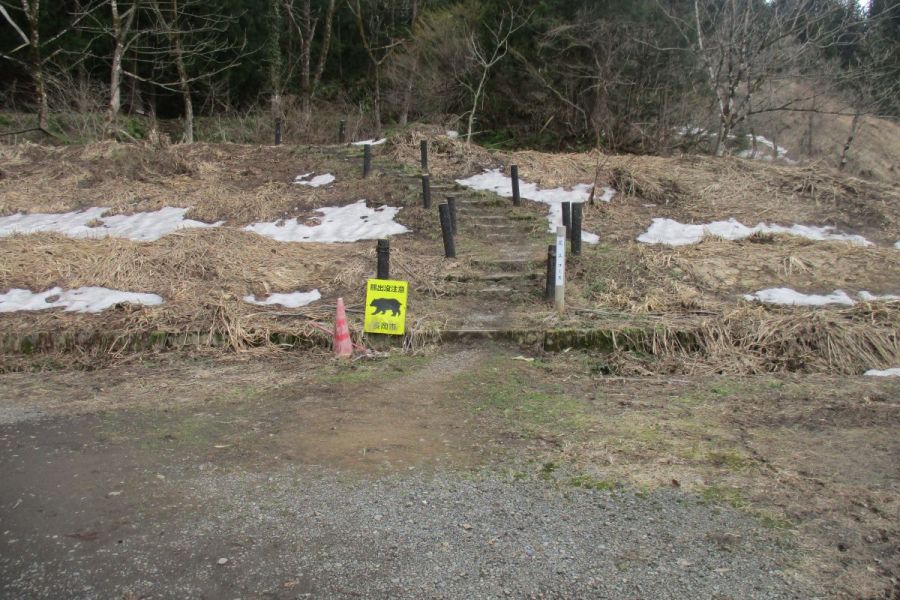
[2,465,815,599]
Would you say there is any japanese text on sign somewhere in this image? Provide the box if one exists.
[364,278,408,336]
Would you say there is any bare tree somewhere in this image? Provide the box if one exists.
[75,0,145,137]
[348,0,404,133]
[397,0,419,126]
[0,1,98,129]
[460,3,526,144]
[385,2,470,125]
[533,15,661,149]
[268,0,284,120]
[145,0,244,143]
[282,0,336,123]
[672,0,853,155]
[835,65,900,170]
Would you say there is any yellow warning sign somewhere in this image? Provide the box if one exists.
[364,278,408,336]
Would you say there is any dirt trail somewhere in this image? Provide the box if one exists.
[275,348,491,472]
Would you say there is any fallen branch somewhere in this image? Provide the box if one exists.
[0,126,52,137]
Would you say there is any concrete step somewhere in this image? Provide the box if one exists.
[446,272,540,283]
[465,215,507,220]
[475,285,516,295]
[467,221,518,229]
[471,258,542,271]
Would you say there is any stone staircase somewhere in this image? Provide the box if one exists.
[431,182,548,333]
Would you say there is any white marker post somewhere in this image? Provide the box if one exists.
[555,226,566,314]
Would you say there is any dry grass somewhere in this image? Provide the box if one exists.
[594,303,900,376]
[392,129,900,246]
[0,139,390,224]
[670,236,900,297]
[572,236,900,310]
[389,125,500,177]
[0,228,450,365]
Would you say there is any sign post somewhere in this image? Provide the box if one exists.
[364,278,409,336]
[554,226,566,314]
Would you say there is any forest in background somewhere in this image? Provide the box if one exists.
[1,0,898,161]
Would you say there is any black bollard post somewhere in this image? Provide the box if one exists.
[363,144,372,178]
[422,175,432,209]
[275,117,283,145]
[510,165,521,206]
[339,120,346,144]
[546,245,556,301]
[439,203,456,258]
[561,202,571,231]
[420,139,428,173]
[447,197,458,234]
[376,239,390,279]
[571,203,582,256]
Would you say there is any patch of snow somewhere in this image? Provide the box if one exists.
[637,218,872,247]
[351,138,386,146]
[546,204,600,243]
[244,200,408,243]
[455,169,611,243]
[0,207,221,242]
[446,130,459,139]
[864,368,900,377]
[858,291,900,302]
[895,241,900,249]
[742,288,856,306]
[0,286,163,313]
[293,173,336,187]
[674,126,708,137]
[598,188,617,203]
[243,289,321,308]
[742,288,898,307]
[737,135,795,163]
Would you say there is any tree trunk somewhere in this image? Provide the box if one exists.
[805,106,815,157]
[399,54,418,126]
[466,69,489,145]
[268,0,283,120]
[105,0,130,138]
[173,38,193,143]
[299,0,312,123]
[399,0,419,127]
[107,41,124,137]
[33,64,48,130]
[712,121,725,156]
[839,113,861,171]
[373,67,382,134]
[24,2,48,130]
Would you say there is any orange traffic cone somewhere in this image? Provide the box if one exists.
[333,297,353,358]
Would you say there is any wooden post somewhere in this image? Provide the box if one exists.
[275,117,283,145]
[339,119,346,143]
[420,139,428,173]
[447,197,458,234]
[376,239,390,279]
[363,144,372,178]
[422,175,432,209]
[439,203,456,258]
[561,202,571,230]
[571,203,582,256]
[546,244,556,301]
[554,226,566,314]
[510,165,521,206]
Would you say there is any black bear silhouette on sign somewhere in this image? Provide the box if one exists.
[370,298,402,316]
